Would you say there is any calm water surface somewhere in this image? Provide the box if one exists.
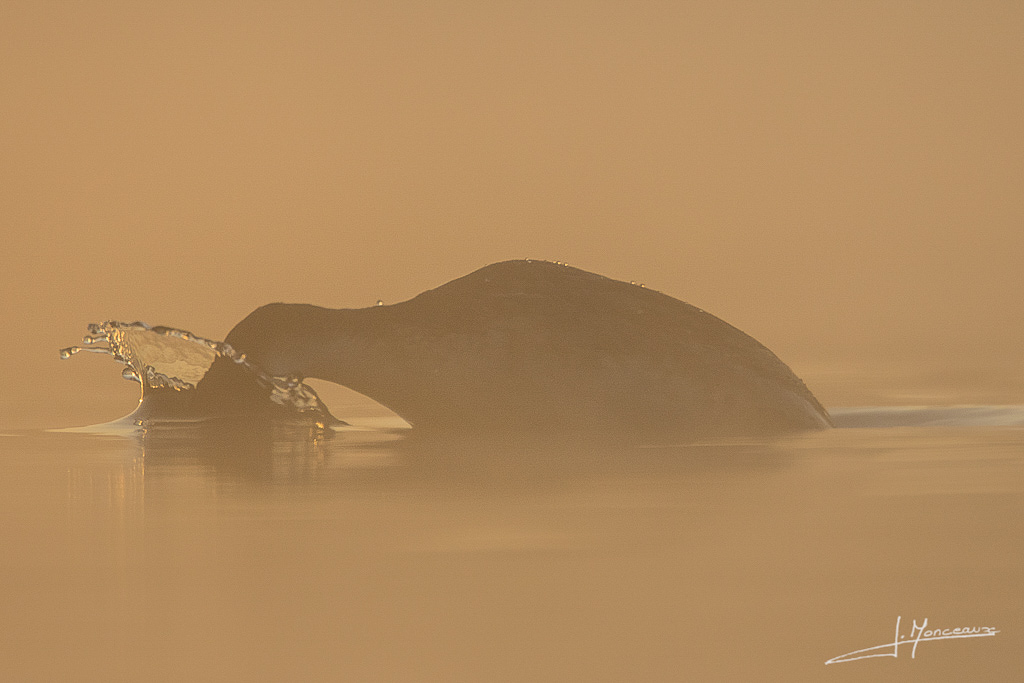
[1,424,1021,681]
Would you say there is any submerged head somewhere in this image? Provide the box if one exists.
[185,303,347,422]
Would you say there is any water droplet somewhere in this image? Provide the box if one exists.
[121,367,141,383]
[376,300,384,306]
[59,346,81,359]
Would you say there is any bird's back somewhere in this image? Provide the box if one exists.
[346,260,830,437]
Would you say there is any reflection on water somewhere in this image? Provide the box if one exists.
[1,425,1022,681]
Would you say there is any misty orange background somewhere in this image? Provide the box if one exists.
[2,1,1021,428]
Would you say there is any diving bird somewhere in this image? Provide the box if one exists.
[197,260,831,438]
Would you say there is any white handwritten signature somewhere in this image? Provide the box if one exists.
[826,616,999,665]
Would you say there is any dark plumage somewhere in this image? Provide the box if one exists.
[199,260,831,438]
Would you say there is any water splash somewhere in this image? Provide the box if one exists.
[61,321,329,421]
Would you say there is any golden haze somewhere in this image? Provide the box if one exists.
[1,1,1022,428]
